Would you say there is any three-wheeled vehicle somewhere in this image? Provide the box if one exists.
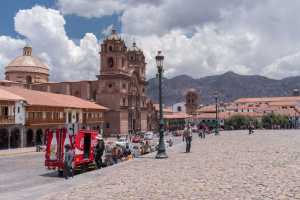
[45,128,98,176]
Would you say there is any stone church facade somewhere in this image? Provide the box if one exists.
[11,29,151,136]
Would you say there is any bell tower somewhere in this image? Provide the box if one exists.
[186,89,199,115]
[128,41,146,80]
[99,29,128,76]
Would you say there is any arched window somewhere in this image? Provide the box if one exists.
[109,46,113,51]
[74,91,80,97]
[122,58,125,68]
[26,76,32,84]
[108,57,114,68]
[92,90,97,100]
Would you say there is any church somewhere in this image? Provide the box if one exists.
[2,29,154,137]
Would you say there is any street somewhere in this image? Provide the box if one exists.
[0,152,65,199]
[2,130,300,199]
[0,134,182,200]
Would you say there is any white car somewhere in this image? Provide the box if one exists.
[144,131,154,140]
[115,137,129,147]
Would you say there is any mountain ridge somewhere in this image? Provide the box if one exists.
[146,71,300,105]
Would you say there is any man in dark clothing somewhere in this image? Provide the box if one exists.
[248,122,254,135]
[184,124,193,153]
[64,144,74,179]
[94,136,105,168]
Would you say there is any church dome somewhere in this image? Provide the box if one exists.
[5,46,49,84]
[107,29,121,41]
[128,42,141,52]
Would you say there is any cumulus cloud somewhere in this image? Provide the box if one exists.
[0,6,99,81]
[0,36,26,79]
[60,0,300,79]
[57,0,126,18]
[2,1,300,81]
[119,0,300,79]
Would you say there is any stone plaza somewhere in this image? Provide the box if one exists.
[32,130,300,200]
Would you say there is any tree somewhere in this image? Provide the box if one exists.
[261,113,289,129]
[225,115,262,130]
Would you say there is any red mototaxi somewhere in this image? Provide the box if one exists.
[45,128,98,175]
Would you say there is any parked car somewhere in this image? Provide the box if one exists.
[144,131,154,140]
[132,135,142,143]
[115,137,129,147]
[172,130,182,137]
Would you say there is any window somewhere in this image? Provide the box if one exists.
[109,46,113,51]
[177,106,182,112]
[76,113,79,123]
[26,76,32,84]
[92,90,97,100]
[108,83,113,88]
[106,123,110,128]
[122,58,125,68]
[122,98,126,106]
[17,107,20,113]
[108,57,114,68]
[68,112,72,123]
[3,107,8,116]
[122,83,126,89]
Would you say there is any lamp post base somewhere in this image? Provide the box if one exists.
[215,129,219,135]
[156,151,168,159]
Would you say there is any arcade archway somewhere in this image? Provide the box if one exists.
[36,129,43,145]
[0,128,8,149]
[10,128,21,148]
[26,129,34,147]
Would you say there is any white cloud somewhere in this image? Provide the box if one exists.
[57,0,126,18]
[0,5,100,81]
[119,0,300,79]
[0,36,26,79]
[2,1,300,81]
[130,26,256,78]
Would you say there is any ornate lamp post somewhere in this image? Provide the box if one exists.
[155,51,168,159]
[214,92,219,135]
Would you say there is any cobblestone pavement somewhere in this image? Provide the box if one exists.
[40,130,300,200]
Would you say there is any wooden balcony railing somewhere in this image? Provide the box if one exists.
[82,117,103,124]
[26,118,65,125]
[0,116,15,124]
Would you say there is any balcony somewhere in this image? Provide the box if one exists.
[82,117,103,124]
[26,118,65,126]
[0,116,15,125]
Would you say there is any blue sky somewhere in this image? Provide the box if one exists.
[0,0,121,41]
[0,0,300,81]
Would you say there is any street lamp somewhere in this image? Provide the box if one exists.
[155,51,168,159]
[214,92,219,135]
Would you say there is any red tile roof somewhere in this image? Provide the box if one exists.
[235,96,300,103]
[164,112,191,119]
[0,88,25,101]
[0,86,107,110]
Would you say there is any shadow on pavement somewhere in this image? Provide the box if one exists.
[40,171,60,178]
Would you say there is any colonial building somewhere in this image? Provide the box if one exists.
[185,89,199,115]
[0,86,107,149]
[5,46,49,84]
[3,29,152,137]
[96,31,148,136]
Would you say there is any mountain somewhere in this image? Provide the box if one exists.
[146,71,299,105]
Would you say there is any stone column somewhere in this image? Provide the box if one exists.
[8,127,11,149]
[20,126,25,148]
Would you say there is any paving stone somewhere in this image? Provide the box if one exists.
[41,130,300,200]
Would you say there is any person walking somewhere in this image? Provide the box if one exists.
[64,144,74,179]
[94,135,105,169]
[248,122,254,135]
[184,124,193,153]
